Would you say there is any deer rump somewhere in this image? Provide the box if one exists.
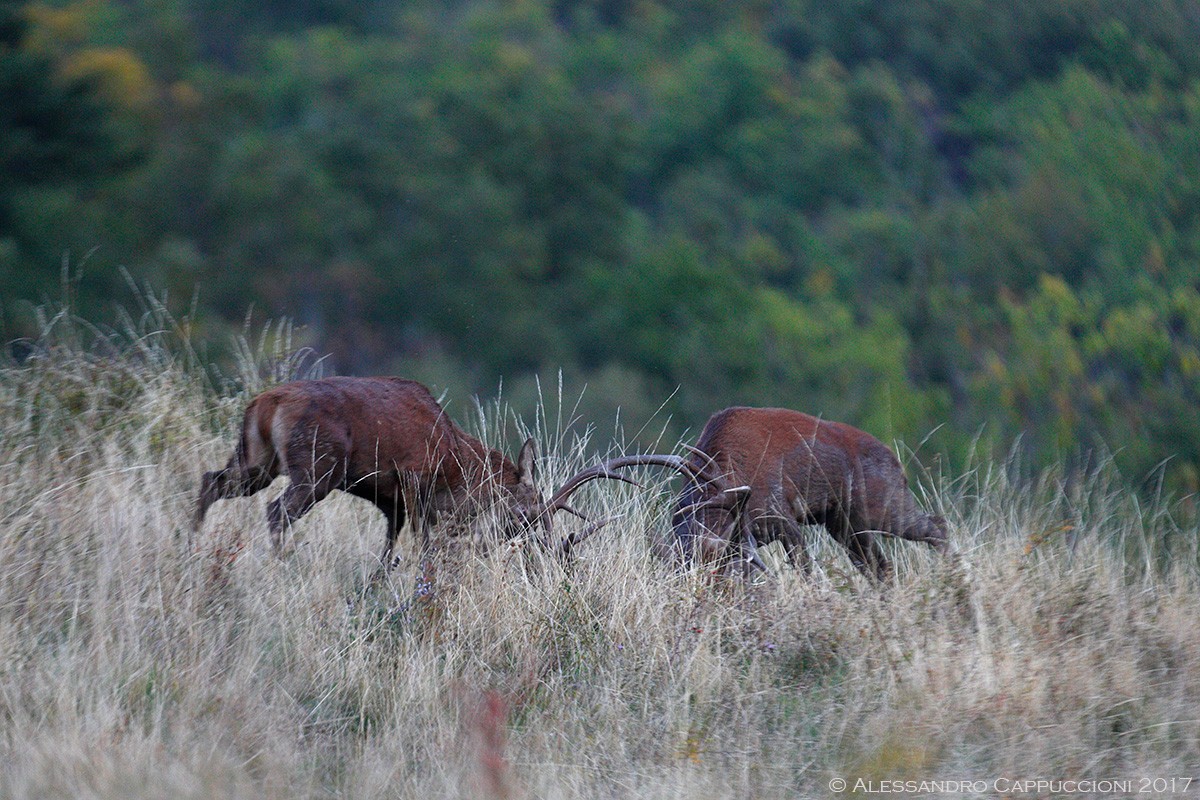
[667,407,948,580]
[195,377,621,572]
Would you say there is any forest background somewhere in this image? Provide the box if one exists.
[3,0,1200,497]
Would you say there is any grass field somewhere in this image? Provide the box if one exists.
[1,313,1198,798]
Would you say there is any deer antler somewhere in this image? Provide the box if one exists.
[544,455,688,515]
[674,484,751,517]
[546,450,732,518]
[681,444,722,477]
[541,451,728,555]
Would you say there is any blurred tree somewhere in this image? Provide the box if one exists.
[955,66,1180,300]
[969,274,1200,492]
[3,0,1200,487]
[0,0,148,316]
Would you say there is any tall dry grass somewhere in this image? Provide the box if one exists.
[1,308,1198,798]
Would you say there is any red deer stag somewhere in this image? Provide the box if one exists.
[616,407,949,581]
[194,377,634,570]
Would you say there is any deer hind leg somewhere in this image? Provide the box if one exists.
[266,447,347,557]
[868,503,950,557]
[902,513,950,554]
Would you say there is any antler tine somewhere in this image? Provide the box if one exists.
[557,502,588,521]
[681,443,721,479]
[557,515,616,560]
[673,483,753,520]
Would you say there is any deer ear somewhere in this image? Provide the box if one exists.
[516,437,537,486]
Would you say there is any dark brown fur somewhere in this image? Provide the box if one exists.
[195,377,542,570]
[671,407,948,580]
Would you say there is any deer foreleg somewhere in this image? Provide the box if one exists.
[779,519,813,575]
[735,514,768,577]
[195,465,275,530]
[832,521,891,582]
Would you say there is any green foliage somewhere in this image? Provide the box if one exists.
[0,0,149,311]
[4,0,1200,492]
[972,276,1200,492]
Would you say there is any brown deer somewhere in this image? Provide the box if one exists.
[609,407,949,580]
[194,377,634,570]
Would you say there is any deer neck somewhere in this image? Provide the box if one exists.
[456,435,517,490]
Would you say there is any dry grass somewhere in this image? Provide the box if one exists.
[1,314,1198,798]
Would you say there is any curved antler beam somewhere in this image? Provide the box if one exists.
[544,453,711,517]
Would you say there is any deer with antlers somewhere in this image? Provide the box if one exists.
[194,377,637,572]
[599,407,950,581]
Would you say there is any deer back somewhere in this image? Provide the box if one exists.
[243,377,481,490]
[694,407,920,524]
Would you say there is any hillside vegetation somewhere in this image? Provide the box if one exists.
[3,0,1200,491]
[1,319,1197,798]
